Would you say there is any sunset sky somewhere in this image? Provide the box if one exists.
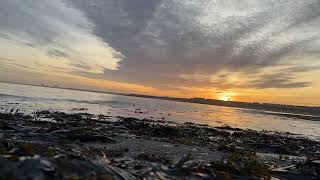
[0,0,319,106]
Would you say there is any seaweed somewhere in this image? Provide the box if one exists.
[0,110,319,179]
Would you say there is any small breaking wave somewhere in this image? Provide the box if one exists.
[0,93,133,106]
[0,94,33,100]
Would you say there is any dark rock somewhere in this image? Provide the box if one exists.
[0,157,18,179]
[65,133,117,143]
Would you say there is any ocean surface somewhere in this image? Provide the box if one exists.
[0,82,319,139]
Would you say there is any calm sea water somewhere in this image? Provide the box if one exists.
[0,82,319,139]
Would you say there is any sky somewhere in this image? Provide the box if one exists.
[0,0,319,106]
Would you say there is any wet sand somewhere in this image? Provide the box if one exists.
[0,110,319,179]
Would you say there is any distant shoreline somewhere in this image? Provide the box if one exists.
[1,80,319,116]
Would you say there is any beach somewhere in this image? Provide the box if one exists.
[0,110,319,179]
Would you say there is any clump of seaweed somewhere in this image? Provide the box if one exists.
[136,152,173,165]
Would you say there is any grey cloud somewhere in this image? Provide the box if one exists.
[245,65,318,89]
[0,0,82,45]
[47,49,70,59]
[0,0,87,68]
[248,74,312,89]
[0,57,35,71]
[0,0,120,73]
[0,57,13,62]
[66,0,161,55]
[68,0,320,89]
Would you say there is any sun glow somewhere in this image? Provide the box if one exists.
[219,95,230,101]
[217,92,235,101]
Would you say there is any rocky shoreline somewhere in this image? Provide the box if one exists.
[0,110,319,179]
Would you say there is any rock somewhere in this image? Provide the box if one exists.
[0,157,18,178]
[19,159,45,180]
[66,134,117,143]
[40,159,55,172]
[271,164,296,173]
[311,160,320,165]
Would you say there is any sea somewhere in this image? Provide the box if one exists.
[0,82,319,139]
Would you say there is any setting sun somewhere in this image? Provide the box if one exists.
[219,95,231,101]
[219,96,230,101]
[217,92,235,101]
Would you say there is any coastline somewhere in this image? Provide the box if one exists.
[1,81,319,116]
[0,110,319,179]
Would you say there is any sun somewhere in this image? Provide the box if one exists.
[217,92,234,101]
[219,95,230,101]
[216,91,236,102]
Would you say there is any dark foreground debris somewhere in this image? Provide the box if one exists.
[0,110,319,179]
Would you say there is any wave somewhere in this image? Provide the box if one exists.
[0,93,133,106]
[263,111,320,121]
[53,98,133,106]
[0,94,33,100]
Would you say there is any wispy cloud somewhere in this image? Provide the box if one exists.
[0,0,122,73]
